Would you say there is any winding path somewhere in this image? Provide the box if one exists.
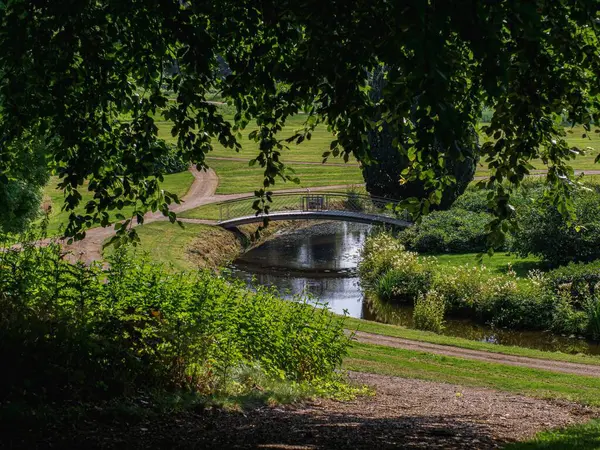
[62,164,600,264]
[62,166,361,263]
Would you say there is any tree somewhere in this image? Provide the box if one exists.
[1,1,598,244]
[363,66,478,211]
[0,133,50,234]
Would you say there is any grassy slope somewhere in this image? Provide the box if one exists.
[104,221,218,271]
[504,420,600,450]
[207,159,362,195]
[42,171,194,236]
[345,342,600,407]
[344,317,600,366]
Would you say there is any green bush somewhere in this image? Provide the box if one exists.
[361,232,433,303]
[0,238,349,406]
[399,208,494,253]
[545,261,600,303]
[413,290,445,333]
[513,189,600,265]
[152,141,189,174]
[376,268,432,303]
[586,297,600,341]
[360,231,600,340]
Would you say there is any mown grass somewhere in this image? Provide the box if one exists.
[157,115,346,164]
[432,252,546,277]
[208,159,363,194]
[42,171,194,236]
[345,342,600,406]
[504,420,600,450]
[103,221,227,272]
[344,317,600,366]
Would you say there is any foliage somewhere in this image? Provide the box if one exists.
[0,1,598,243]
[398,208,495,253]
[359,231,600,340]
[513,188,600,265]
[585,297,600,341]
[362,66,479,210]
[0,237,350,406]
[412,290,445,333]
[360,232,434,303]
[152,141,189,175]
[0,134,50,233]
[375,268,432,303]
[545,261,600,302]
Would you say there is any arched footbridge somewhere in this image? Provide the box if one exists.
[216,191,413,229]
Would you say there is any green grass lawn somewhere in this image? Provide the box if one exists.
[103,221,241,271]
[157,114,346,164]
[103,221,209,271]
[345,342,600,407]
[432,252,546,277]
[505,420,600,450]
[344,317,600,366]
[475,124,600,177]
[209,159,363,194]
[42,171,194,236]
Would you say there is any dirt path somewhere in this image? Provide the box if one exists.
[9,371,596,449]
[59,166,361,263]
[354,330,600,377]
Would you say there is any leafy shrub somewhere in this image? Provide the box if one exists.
[152,141,189,174]
[360,231,600,340]
[0,239,349,406]
[434,264,489,312]
[399,208,495,253]
[545,260,600,303]
[513,189,600,265]
[413,290,445,332]
[361,232,433,303]
[376,268,432,303]
[586,297,600,341]
[451,188,491,213]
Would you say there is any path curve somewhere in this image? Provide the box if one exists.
[60,166,600,264]
[354,330,600,377]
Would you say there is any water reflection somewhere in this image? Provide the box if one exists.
[231,221,600,356]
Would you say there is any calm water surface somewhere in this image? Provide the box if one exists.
[230,222,600,356]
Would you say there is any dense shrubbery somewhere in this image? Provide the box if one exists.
[360,232,600,339]
[0,239,350,408]
[513,188,600,266]
[398,209,494,253]
[413,290,445,333]
[152,141,189,174]
[399,181,600,265]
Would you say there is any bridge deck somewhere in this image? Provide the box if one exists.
[217,210,412,229]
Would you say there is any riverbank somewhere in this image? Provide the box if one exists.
[117,219,329,271]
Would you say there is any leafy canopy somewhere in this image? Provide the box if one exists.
[1,0,598,244]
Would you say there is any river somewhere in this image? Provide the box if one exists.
[230,222,600,356]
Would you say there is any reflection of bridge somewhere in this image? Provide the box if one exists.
[217,192,413,229]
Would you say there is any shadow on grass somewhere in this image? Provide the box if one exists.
[504,420,600,450]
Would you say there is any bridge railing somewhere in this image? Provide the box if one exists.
[218,191,411,222]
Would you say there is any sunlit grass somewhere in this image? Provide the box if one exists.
[41,171,194,236]
[345,342,600,406]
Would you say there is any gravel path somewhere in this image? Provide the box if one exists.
[11,372,596,449]
[354,331,600,377]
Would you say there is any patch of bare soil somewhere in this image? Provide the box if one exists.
[354,331,600,377]
[5,372,596,450]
